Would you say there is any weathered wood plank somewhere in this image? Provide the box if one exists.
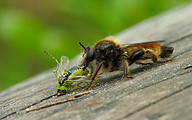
[127,83,192,120]
[1,3,192,120]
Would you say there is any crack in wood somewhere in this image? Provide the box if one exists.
[146,113,165,120]
[164,32,192,45]
[0,93,57,119]
[172,46,192,59]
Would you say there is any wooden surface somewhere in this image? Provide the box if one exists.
[1,3,192,120]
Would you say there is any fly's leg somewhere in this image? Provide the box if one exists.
[135,50,157,65]
[85,61,104,91]
[128,49,145,66]
[135,61,154,65]
[123,60,134,79]
[156,59,174,63]
[147,50,173,64]
[136,50,173,65]
[148,51,158,63]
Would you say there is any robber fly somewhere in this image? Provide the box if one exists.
[44,51,92,94]
[79,36,174,90]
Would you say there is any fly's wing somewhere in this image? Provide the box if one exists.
[53,56,69,78]
[122,40,164,48]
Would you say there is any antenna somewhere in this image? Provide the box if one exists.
[44,51,60,65]
[79,42,86,51]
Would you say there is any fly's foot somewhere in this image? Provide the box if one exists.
[124,75,134,80]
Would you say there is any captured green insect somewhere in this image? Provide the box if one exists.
[44,51,93,94]
[55,65,92,94]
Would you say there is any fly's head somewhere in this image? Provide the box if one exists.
[79,42,95,69]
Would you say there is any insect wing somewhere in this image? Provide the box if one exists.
[53,56,69,78]
[60,56,69,69]
[122,40,164,48]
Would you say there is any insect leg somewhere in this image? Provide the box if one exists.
[128,49,145,65]
[147,51,157,63]
[135,61,154,65]
[123,60,134,79]
[76,84,85,89]
[147,50,173,64]
[156,59,174,63]
[135,50,157,65]
[85,61,104,91]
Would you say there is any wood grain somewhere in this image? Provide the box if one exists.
[1,3,192,120]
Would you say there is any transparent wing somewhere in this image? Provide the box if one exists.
[122,40,164,49]
[60,56,69,70]
[53,56,69,78]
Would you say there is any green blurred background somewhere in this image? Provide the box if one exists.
[0,0,190,92]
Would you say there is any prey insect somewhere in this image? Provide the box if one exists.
[79,36,174,91]
[44,51,92,94]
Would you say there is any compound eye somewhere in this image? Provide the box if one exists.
[62,89,67,94]
[57,89,61,93]
[87,49,95,62]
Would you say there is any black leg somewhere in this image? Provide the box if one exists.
[135,50,173,65]
[85,61,104,91]
[146,50,157,63]
[134,50,157,65]
[146,50,174,64]
[129,49,145,66]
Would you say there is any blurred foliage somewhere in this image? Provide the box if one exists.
[0,0,190,92]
